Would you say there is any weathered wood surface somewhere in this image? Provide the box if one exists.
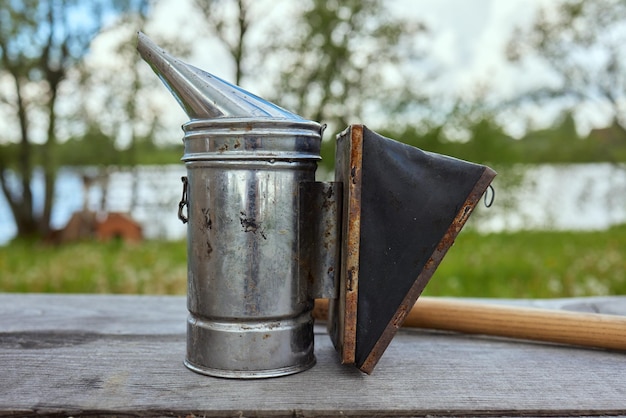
[1,294,625,417]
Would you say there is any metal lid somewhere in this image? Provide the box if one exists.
[181,118,323,162]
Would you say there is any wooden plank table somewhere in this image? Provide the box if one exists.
[1,294,625,417]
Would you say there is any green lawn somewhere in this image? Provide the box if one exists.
[426,224,626,298]
[1,225,624,298]
[0,239,187,294]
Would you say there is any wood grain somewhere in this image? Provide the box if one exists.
[314,296,626,351]
[1,294,625,417]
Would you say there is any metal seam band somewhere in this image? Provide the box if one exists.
[187,313,311,333]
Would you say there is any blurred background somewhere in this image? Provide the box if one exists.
[0,0,624,297]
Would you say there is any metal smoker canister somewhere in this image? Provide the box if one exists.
[138,32,499,378]
[181,118,322,378]
[136,33,325,378]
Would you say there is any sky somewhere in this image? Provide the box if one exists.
[145,0,550,87]
[403,0,554,95]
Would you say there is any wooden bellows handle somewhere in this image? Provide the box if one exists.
[313,297,626,351]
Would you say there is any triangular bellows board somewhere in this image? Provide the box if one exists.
[329,125,497,373]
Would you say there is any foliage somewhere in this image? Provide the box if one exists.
[2,0,626,246]
[188,0,432,167]
[507,0,626,135]
[2,226,625,297]
[0,0,147,239]
[377,112,626,170]
[55,126,183,166]
[0,239,187,294]
[277,0,429,165]
[3,110,622,175]
[0,136,182,168]
[191,0,253,86]
[181,0,626,171]
[425,224,626,298]
[77,1,187,167]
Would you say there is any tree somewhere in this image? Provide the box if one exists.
[78,0,165,211]
[192,0,256,86]
[270,0,429,132]
[260,0,431,169]
[0,0,145,239]
[190,1,432,169]
[507,0,626,134]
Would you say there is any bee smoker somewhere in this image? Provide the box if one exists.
[137,33,496,378]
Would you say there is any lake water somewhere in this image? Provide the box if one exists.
[1,163,625,245]
[0,165,188,245]
[477,163,626,232]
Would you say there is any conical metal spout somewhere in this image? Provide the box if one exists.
[136,32,303,121]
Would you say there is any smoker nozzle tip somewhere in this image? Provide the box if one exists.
[135,32,310,122]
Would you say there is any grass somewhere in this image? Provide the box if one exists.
[1,225,625,297]
[0,239,187,294]
[425,224,626,298]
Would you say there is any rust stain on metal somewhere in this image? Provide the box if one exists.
[301,181,340,300]
[201,208,212,231]
[340,124,363,364]
[346,267,356,292]
[313,299,329,321]
[239,211,267,239]
[391,305,409,328]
